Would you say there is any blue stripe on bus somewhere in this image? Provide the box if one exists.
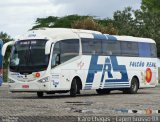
[85,86,92,87]
[85,55,103,84]
[104,35,117,41]
[104,84,130,86]
[104,83,130,85]
[85,83,93,85]
[84,86,92,88]
[84,86,92,89]
[104,85,130,87]
[104,86,130,88]
[93,33,107,40]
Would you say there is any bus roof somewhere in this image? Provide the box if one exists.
[16,28,155,44]
[106,35,155,44]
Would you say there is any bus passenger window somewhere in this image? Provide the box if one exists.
[102,40,121,56]
[150,44,157,57]
[61,39,79,63]
[121,42,138,57]
[52,39,79,68]
[81,38,102,55]
[138,43,151,57]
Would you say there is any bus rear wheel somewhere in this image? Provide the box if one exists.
[70,79,77,97]
[96,89,110,95]
[37,92,44,98]
[123,77,139,94]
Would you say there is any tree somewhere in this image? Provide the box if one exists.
[112,3,160,56]
[140,0,160,56]
[111,7,139,36]
[72,17,118,34]
[32,16,58,29]
[0,32,13,82]
[32,15,118,34]
[32,15,91,30]
[31,1,160,56]
[0,32,13,43]
[0,32,13,68]
[141,0,160,13]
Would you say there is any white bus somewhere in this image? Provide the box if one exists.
[2,28,158,97]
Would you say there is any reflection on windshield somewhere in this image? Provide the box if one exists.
[10,39,49,73]
[10,53,19,66]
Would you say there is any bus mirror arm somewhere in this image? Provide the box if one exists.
[2,41,15,56]
[45,41,52,55]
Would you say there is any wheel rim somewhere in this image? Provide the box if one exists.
[132,81,137,92]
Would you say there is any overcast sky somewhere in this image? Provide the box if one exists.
[0,0,141,38]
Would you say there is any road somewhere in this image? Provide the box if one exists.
[0,85,160,121]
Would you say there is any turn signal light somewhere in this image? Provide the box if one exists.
[35,72,40,78]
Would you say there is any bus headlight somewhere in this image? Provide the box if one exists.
[8,78,15,83]
[37,77,49,83]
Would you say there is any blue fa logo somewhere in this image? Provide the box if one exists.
[85,55,129,89]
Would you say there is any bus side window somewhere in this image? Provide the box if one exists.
[81,38,102,55]
[60,39,79,63]
[121,41,138,57]
[150,43,157,57]
[51,42,60,68]
[138,43,151,57]
[102,40,121,56]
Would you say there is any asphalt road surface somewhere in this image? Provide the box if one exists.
[0,85,160,122]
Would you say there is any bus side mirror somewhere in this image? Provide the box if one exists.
[45,41,52,55]
[2,41,15,56]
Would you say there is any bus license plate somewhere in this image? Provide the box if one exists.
[22,85,29,88]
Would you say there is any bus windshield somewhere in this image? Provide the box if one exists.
[9,39,49,73]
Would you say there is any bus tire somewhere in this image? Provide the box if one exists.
[37,92,44,98]
[123,77,139,94]
[96,89,110,95]
[70,79,77,97]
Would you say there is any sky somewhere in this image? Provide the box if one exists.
[0,0,141,38]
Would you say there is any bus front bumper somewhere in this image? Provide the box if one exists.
[8,82,51,92]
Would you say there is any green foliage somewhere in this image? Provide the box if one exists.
[72,17,118,34]
[0,32,13,82]
[32,15,91,29]
[32,16,58,29]
[140,0,160,56]
[141,0,160,13]
[0,32,13,43]
[0,32,13,68]
[32,7,160,56]
[111,3,160,56]
[112,7,137,36]
[32,15,118,34]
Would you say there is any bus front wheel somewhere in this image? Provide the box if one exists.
[37,92,44,98]
[70,79,77,97]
